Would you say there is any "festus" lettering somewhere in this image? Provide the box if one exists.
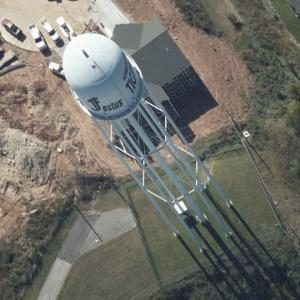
[103,99,123,112]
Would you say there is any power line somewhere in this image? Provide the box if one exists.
[228,114,290,238]
[54,177,104,242]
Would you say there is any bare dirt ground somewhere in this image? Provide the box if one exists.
[0,43,128,241]
[114,0,254,139]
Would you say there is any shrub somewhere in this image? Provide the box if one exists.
[31,80,47,95]
[0,196,73,299]
[288,83,300,101]
[294,161,300,179]
[228,14,243,30]
[287,100,300,134]
[173,0,222,36]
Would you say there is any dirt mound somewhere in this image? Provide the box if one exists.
[0,128,50,184]
[0,45,124,240]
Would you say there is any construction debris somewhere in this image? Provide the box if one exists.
[0,50,24,76]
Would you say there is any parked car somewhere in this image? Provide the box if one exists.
[2,19,22,38]
[56,16,75,40]
[49,62,64,77]
[40,17,60,42]
[28,24,47,51]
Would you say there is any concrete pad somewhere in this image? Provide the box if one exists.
[37,258,72,300]
[92,0,129,37]
[58,208,136,263]
[39,208,136,300]
[58,214,99,264]
[0,0,90,51]
[80,207,136,255]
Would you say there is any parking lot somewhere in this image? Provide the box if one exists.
[0,0,90,51]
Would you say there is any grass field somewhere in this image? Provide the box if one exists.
[23,187,127,300]
[270,0,300,42]
[90,185,127,212]
[207,150,277,237]
[198,0,300,43]
[57,229,156,300]
[56,149,278,300]
[127,149,277,277]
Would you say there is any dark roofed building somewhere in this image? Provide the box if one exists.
[112,19,202,119]
[290,0,300,16]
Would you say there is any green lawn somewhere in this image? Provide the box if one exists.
[270,0,300,42]
[23,186,126,300]
[127,182,200,280]
[126,149,277,279]
[207,150,277,239]
[57,229,156,300]
[91,185,127,212]
[56,149,278,300]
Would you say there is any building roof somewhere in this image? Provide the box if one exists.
[290,0,300,14]
[112,19,165,55]
[112,18,190,89]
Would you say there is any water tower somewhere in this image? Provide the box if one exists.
[63,33,235,252]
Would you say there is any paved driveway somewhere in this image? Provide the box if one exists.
[91,0,129,37]
[0,0,91,51]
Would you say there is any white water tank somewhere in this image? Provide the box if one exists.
[63,33,143,120]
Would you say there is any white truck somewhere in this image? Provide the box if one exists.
[28,24,47,51]
[40,17,60,43]
[49,62,64,77]
[56,16,76,40]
